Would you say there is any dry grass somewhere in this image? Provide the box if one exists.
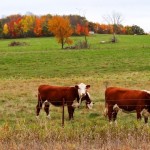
[0,73,150,149]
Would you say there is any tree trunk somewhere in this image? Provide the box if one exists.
[61,39,64,49]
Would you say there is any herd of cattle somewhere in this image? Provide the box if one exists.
[36,83,150,124]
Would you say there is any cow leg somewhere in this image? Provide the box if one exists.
[108,105,113,123]
[44,100,50,119]
[144,117,148,124]
[141,109,149,124]
[67,106,75,120]
[36,100,43,119]
[112,111,118,123]
[136,108,142,121]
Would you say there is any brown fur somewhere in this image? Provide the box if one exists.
[105,87,150,123]
[36,84,91,120]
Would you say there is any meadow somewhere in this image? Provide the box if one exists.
[0,34,150,149]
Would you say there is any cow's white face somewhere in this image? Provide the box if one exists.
[75,83,90,98]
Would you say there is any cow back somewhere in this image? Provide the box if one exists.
[38,85,78,106]
[105,87,149,111]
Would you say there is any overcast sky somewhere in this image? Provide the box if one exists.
[0,0,150,32]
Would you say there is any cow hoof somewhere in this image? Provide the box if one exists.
[36,116,39,119]
[46,115,51,119]
[144,123,149,128]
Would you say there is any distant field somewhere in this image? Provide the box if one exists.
[0,34,150,149]
[0,34,150,79]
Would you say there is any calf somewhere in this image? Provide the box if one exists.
[104,87,150,124]
[36,83,93,120]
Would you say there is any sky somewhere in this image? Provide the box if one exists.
[0,0,150,33]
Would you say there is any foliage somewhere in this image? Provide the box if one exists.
[48,16,73,49]
[3,24,9,36]
[0,14,146,39]
[34,18,42,36]
[0,21,2,38]
[131,25,145,35]
[76,22,89,47]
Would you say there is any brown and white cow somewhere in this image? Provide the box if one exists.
[104,87,150,124]
[36,83,93,120]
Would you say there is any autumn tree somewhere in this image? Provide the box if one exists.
[20,15,36,37]
[41,14,53,36]
[76,22,89,48]
[48,16,73,49]
[34,17,42,36]
[3,23,9,37]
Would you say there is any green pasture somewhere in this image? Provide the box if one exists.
[0,34,150,79]
[0,34,150,149]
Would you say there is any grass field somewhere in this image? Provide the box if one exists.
[0,34,150,149]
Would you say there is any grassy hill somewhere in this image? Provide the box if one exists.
[0,34,150,149]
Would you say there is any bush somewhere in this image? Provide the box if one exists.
[8,41,28,46]
[75,40,90,49]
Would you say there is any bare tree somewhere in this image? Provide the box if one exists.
[103,12,123,42]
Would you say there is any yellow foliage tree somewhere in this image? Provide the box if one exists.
[3,24,9,35]
[20,15,36,36]
[48,16,73,49]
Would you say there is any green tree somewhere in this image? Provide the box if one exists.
[131,25,145,35]
[0,21,2,38]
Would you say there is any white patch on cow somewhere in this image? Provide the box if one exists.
[77,83,87,98]
[113,104,120,112]
[72,99,80,108]
[87,102,93,109]
[44,100,49,105]
[142,90,150,94]
[141,109,149,118]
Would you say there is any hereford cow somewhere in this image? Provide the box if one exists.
[104,87,150,124]
[36,83,93,120]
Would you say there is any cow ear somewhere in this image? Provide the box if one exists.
[75,85,79,89]
[86,85,90,89]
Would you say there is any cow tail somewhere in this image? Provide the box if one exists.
[38,92,43,105]
[104,102,108,117]
[103,81,109,117]
[104,81,109,89]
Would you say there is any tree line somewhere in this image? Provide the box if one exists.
[0,14,145,39]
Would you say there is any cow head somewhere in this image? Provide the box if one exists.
[73,83,93,109]
[142,90,150,112]
[75,83,90,98]
[81,92,93,109]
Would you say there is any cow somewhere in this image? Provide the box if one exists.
[36,83,93,120]
[104,87,150,124]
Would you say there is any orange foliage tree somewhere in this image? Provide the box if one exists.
[34,18,42,36]
[48,16,73,49]
[76,23,89,45]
